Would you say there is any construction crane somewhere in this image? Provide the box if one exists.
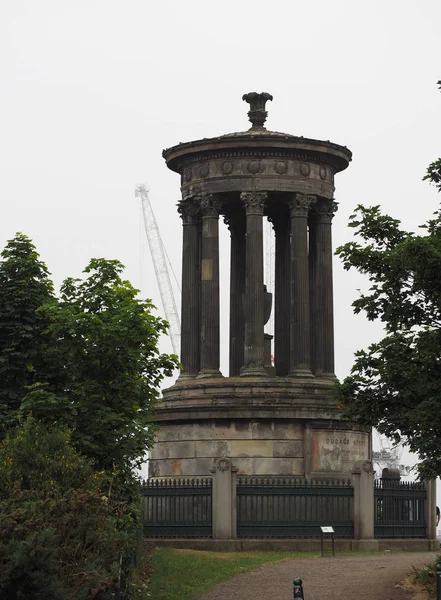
[135,183,181,355]
[372,431,411,477]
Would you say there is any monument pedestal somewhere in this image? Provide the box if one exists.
[149,377,370,478]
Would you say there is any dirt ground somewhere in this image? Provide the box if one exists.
[198,552,436,600]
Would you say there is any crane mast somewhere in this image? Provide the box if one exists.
[135,184,181,356]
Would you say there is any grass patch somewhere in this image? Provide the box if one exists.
[411,552,441,598]
[147,547,315,600]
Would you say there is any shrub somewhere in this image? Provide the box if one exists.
[0,418,131,599]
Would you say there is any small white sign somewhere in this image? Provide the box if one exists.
[321,526,334,533]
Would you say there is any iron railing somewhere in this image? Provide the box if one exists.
[374,479,426,538]
[141,478,212,538]
[237,477,354,538]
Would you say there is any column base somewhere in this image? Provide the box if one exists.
[287,368,314,379]
[196,369,223,379]
[240,364,269,378]
[316,371,337,380]
[176,372,198,383]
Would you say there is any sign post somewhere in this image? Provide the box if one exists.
[320,526,335,557]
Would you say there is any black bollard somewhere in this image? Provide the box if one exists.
[293,578,304,599]
[437,564,441,600]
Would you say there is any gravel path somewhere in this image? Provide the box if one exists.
[198,552,436,600]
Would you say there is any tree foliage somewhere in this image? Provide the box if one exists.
[0,234,178,597]
[31,257,178,476]
[0,418,130,599]
[336,113,441,478]
[0,236,178,477]
[0,234,56,428]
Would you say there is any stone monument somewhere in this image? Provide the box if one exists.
[149,93,370,477]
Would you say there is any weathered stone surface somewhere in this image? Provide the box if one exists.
[156,423,214,442]
[251,422,303,440]
[151,441,196,460]
[230,440,273,458]
[195,440,230,458]
[273,440,303,458]
[250,457,304,475]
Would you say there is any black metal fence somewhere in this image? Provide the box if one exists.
[374,479,426,538]
[141,478,212,538]
[237,477,354,538]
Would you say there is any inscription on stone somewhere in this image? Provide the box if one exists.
[312,431,369,473]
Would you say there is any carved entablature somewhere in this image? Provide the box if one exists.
[240,192,267,215]
[179,155,335,199]
[177,199,200,225]
[312,199,339,224]
[196,193,222,217]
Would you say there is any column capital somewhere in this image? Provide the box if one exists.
[178,198,200,225]
[196,193,222,217]
[240,191,267,215]
[312,199,339,223]
[288,194,317,218]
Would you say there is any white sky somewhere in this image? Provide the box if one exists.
[1,1,441,439]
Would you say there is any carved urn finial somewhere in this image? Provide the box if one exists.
[242,92,273,130]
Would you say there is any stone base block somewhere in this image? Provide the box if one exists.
[352,539,379,552]
[150,537,438,553]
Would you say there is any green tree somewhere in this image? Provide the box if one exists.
[29,257,178,478]
[335,134,441,478]
[0,233,56,430]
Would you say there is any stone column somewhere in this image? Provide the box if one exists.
[177,198,201,380]
[288,194,316,378]
[310,200,338,378]
[240,192,268,377]
[197,194,223,379]
[269,209,290,377]
[225,210,246,377]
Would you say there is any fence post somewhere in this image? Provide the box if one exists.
[436,564,441,600]
[210,457,238,539]
[351,467,361,540]
[352,460,378,551]
[425,479,438,549]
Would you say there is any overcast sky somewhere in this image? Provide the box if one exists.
[2,0,441,407]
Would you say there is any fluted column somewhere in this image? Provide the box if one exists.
[310,199,338,378]
[177,198,201,379]
[269,208,290,377]
[240,192,268,377]
[225,210,246,377]
[197,193,223,379]
[288,194,316,378]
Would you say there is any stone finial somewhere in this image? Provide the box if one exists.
[242,92,273,130]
